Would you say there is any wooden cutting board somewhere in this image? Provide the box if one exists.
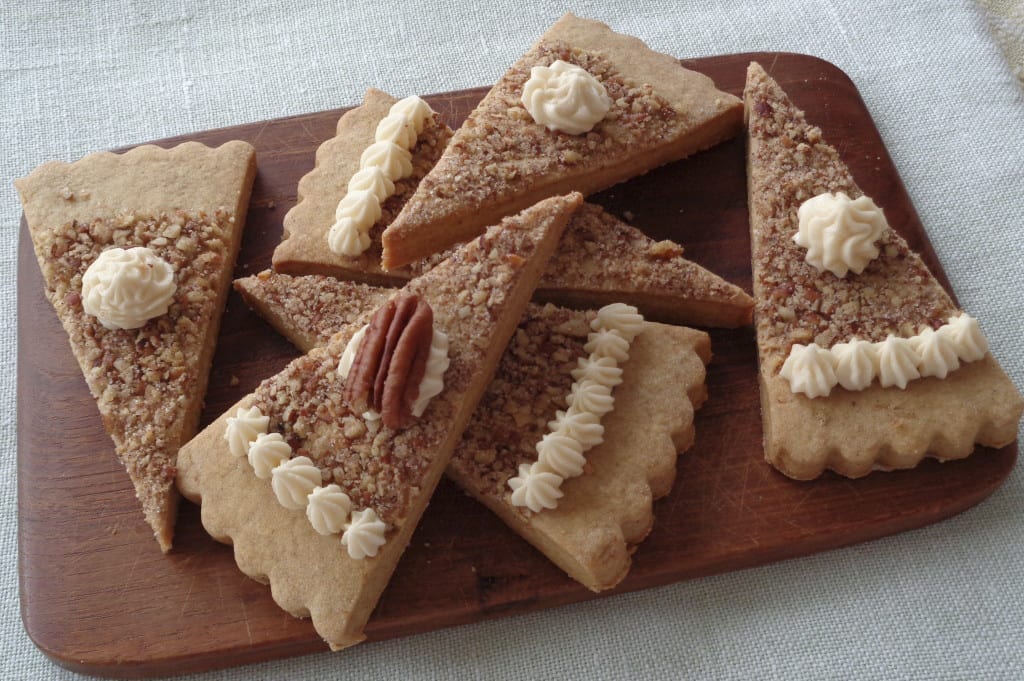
[17,52,1017,678]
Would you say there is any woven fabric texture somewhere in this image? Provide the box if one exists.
[2,1,1023,679]
[977,0,1024,84]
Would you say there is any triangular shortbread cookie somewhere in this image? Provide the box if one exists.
[745,62,1022,479]
[530,203,751,327]
[235,271,710,591]
[176,194,580,649]
[16,141,257,551]
[380,13,743,269]
[272,88,452,283]
[272,90,750,327]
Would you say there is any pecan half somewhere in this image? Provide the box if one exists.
[388,299,433,429]
[343,293,434,429]
[342,298,396,414]
[372,295,419,416]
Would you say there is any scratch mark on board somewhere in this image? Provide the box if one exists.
[117,555,141,598]
[238,591,254,645]
[178,575,197,621]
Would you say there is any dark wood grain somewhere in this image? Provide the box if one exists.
[18,52,1016,678]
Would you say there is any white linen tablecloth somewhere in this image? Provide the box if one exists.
[3,1,1023,679]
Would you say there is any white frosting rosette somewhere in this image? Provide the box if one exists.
[81,246,176,330]
[521,60,612,135]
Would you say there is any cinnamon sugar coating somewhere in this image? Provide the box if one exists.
[745,66,956,365]
[235,271,361,349]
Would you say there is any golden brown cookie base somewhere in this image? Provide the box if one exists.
[272,88,452,281]
[235,269,711,591]
[16,141,256,551]
[761,358,1023,479]
[744,61,1023,478]
[450,318,710,591]
[177,194,580,649]
[380,13,743,269]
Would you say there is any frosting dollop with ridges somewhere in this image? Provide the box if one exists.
[327,217,372,256]
[410,329,450,417]
[509,304,644,513]
[570,355,623,389]
[306,484,352,536]
[876,335,921,389]
[780,343,838,398]
[521,60,612,135]
[247,431,291,479]
[548,409,605,450]
[81,246,177,330]
[535,432,586,478]
[912,327,960,379]
[389,95,433,134]
[567,379,615,416]
[593,302,645,341]
[831,338,878,392]
[271,456,322,510]
[341,508,387,559]
[327,95,436,257]
[346,166,395,201]
[941,313,988,362]
[224,405,270,458]
[359,141,413,181]
[335,189,383,227]
[374,113,418,148]
[583,328,630,362]
[794,192,889,277]
[508,463,564,513]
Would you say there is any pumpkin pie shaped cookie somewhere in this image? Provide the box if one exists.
[235,272,710,591]
[176,193,580,650]
[744,62,1022,479]
[380,13,743,269]
[16,141,257,551]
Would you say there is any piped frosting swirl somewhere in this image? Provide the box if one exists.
[224,405,270,458]
[509,303,644,513]
[794,192,889,277]
[81,247,177,330]
[247,432,291,479]
[781,314,988,397]
[327,95,436,256]
[508,463,564,513]
[270,456,322,510]
[306,484,352,536]
[341,508,387,559]
[521,60,612,135]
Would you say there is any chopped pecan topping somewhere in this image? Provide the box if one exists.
[745,68,956,363]
[343,293,434,429]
